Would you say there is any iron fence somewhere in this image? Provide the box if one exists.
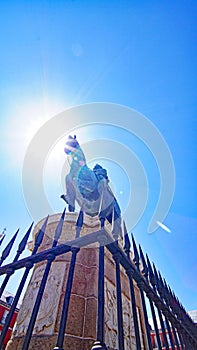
[0,209,196,350]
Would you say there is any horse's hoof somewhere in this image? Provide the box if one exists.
[68,204,75,212]
[60,194,68,203]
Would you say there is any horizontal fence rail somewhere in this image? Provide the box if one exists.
[0,210,196,350]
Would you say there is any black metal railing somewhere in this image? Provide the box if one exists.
[0,209,196,350]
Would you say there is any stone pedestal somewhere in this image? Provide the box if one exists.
[6,213,147,350]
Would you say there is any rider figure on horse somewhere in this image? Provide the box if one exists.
[61,135,122,238]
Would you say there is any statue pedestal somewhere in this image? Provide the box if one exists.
[6,213,147,350]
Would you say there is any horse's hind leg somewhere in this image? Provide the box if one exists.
[111,200,122,239]
[61,174,76,212]
[105,201,122,240]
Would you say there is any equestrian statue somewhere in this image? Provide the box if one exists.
[61,135,122,238]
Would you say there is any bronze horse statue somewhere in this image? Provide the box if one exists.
[61,135,122,237]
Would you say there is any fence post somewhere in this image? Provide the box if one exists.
[132,235,153,350]
[165,317,175,350]
[123,224,141,350]
[153,264,170,350]
[0,217,48,349]
[139,247,162,350]
[171,324,181,350]
[22,210,65,350]
[113,248,125,350]
[91,212,107,350]
[54,210,83,350]
[126,268,142,350]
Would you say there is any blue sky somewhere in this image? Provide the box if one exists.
[0,1,196,312]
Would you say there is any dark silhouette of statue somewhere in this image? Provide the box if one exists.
[61,135,122,237]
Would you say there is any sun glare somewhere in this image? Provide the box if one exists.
[24,99,64,143]
[4,97,65,167]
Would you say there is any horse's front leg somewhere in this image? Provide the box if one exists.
[60,174,76,212]
[105,200,122,240]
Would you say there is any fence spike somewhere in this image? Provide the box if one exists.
[0,223,33,297]
[15,222,34,260]
[98,192,105,228]
[146,254,156,289]
[22,209,66,350]
[123,221,131,258]
[139,245,148,279]
[76,209,84,229]
[34,215,49,251]
[0,216,50,346]
[53,209,66,245]
[76,209,84,238]
[168,285,173,297]
[0,235,5,246]
[163,278,170,305]
[153,263,163,296]
[159,272,167,297]
[158,271,165,288]
[153,263,159,280]
[131,234,140,269]
[147,269,155,288]
[0,229,19,266]
[163,278,168,290]
[158,271,166,299]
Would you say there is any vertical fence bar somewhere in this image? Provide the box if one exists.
[149,300,162,350]
[158,273,176,350]
[113,249,125,350]
[146,255,166,349]
[137,282,153,350]
[152,264,170,350]
[177,329,185,349]
[22,210,65,350]
[171,324,181,350]
[169,291,186,349]
[0,223,33,298]
[0,217,48,349]
[182,332,189,349]
[132,235,152,350]
[22,256,54,350]
[123,223,141,350]
[165,316,175,350]
[54,247,79,350]
[139,246,162,350]
[126,270,142,350]
[157,307,170,349]
[98,215,105,343]
[95,245,105,349]
[91,209,107,350]
[54,210,83,350]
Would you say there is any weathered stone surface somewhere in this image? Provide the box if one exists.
[65,294,85,337]
[104,279,136,350]
[83,297,97,338]
[84,266,98,298]
[82,338,95,350]
[13,261,65,337]
[6,335,91,350]
[68,263,87,297]
[105,252,116,285]
[77,247,99,267]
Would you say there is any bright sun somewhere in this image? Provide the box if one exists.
[4,97,65,166]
